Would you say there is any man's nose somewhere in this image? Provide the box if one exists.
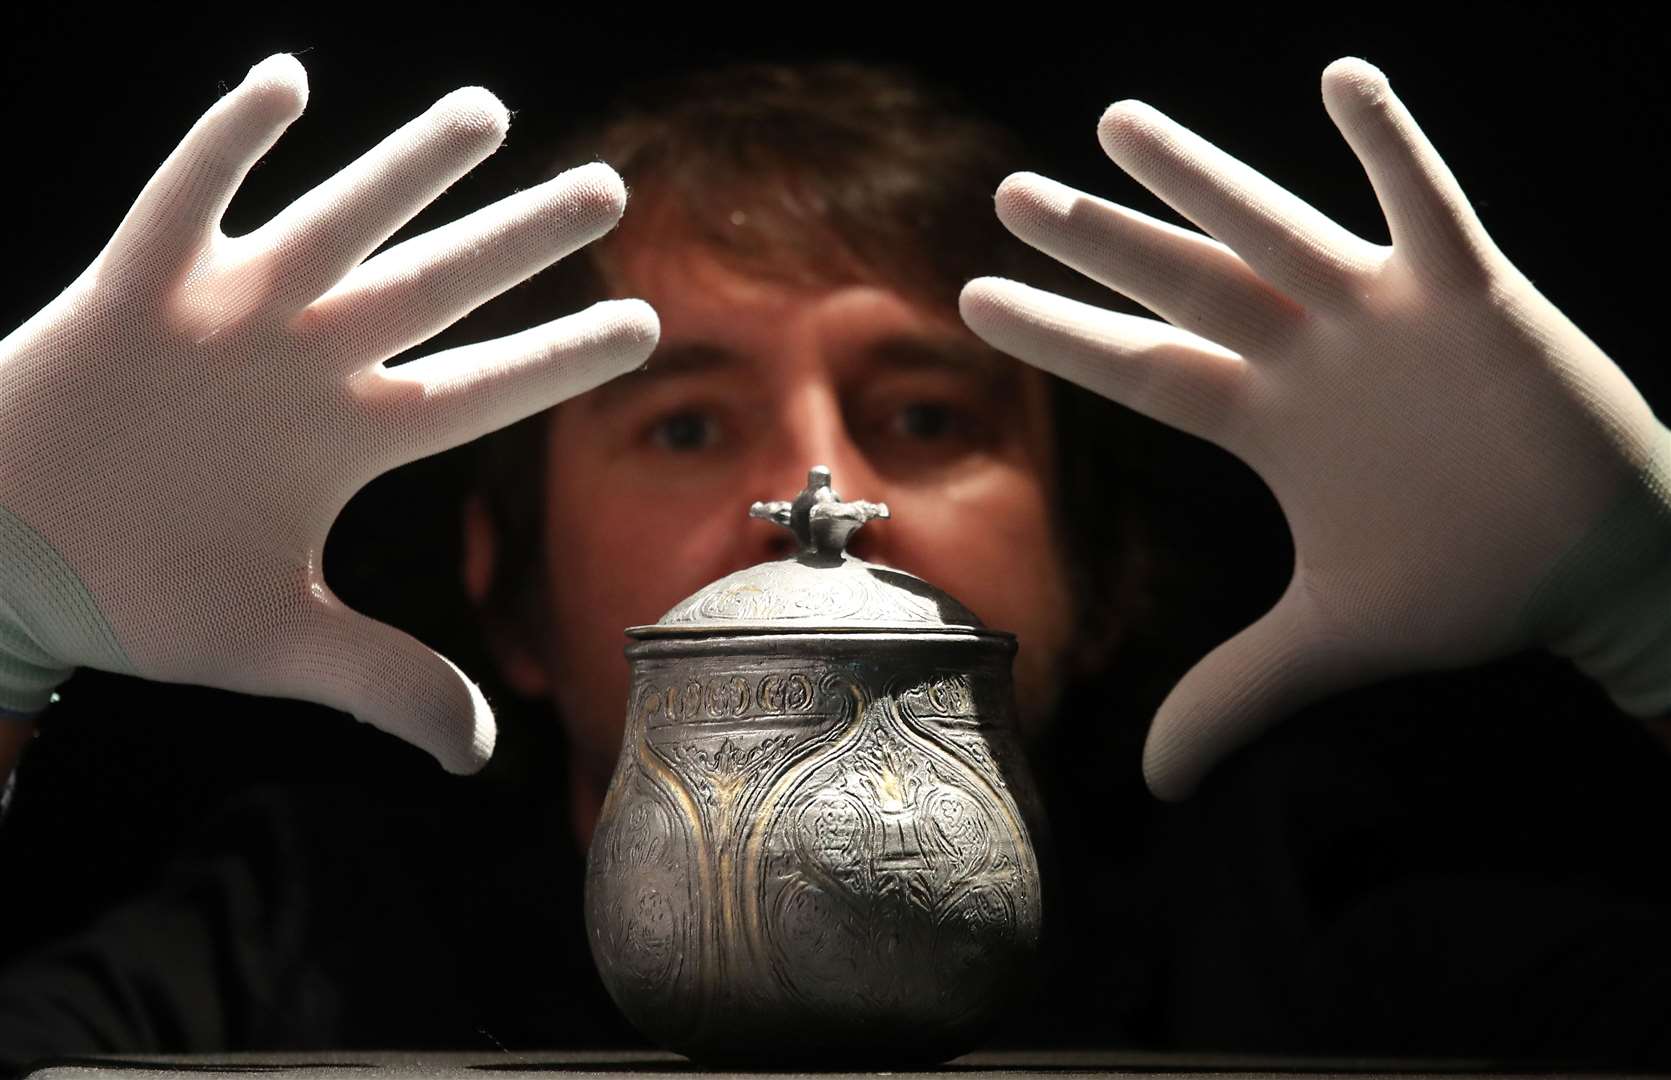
[745,384,889,564]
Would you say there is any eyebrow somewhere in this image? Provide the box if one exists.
[863,336,1015,385]
[583,343,740,413]
[581,333,1018,415]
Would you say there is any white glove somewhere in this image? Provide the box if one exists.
[0,54,659,773]
[961,58,1671,799]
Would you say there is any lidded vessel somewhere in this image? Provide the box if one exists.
[584,467,1045,1065]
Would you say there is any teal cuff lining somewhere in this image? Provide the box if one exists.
[0,503,136,713]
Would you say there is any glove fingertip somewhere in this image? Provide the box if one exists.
[320,618,499,776]
[1141,723,1204,802]
[558,161,630,226]
[599,297,661,354]
[957,277,1019,334]
[1096,99,1160,155]
[1321,57,1391,106]
[1323,56,1388,82]
[449,695,497,776]
[558,297,660,372]
[428,650,497,775]
[995,169,1048,199]
[239,53,310,122]
[436,86,512,149]
[993,172,1064,231]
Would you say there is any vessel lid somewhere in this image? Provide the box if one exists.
[630,466,990,637]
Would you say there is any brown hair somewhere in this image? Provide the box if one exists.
[469,61,1157,683]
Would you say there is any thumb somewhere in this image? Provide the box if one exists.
[259,595,497,775]
[1142,580,1368,800]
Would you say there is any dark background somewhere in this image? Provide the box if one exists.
[1,0,1669,1045]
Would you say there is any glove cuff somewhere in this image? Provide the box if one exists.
[1523,425,1671,718]
[1,503,133,712]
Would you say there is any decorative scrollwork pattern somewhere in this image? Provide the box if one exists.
[653,558,981,628]
[586,769,693,1009]
[753,693,1039,1030]
[586,648,1040,1061]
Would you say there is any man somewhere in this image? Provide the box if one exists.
[455,62,1153,849]
[1,52,1670,1066]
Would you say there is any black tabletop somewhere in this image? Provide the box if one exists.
[21,1049,1663,1080]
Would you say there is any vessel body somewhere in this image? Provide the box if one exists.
[585,630,1044,1064]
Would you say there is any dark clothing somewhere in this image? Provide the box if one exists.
[0,758,632,1064]
[3,653,1671,1071]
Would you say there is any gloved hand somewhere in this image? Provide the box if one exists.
[961,58,1671,799]
[0,54,659,774]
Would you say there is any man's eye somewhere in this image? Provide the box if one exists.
[893,402,959,440]
[649,411,721,452]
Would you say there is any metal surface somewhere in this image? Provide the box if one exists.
[641,466,986,635]
[749,464,891,563]
[585,468,1046,1065]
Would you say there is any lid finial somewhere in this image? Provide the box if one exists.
[750,466,889,562]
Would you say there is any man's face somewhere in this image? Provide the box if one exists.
[501,240,1078,813]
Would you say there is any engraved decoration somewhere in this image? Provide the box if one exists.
[752,673,1038,1036]
[585,467,1044,1064]
[653,557,982,629]
[586,649,1042,1063]
[585,758,695,1037]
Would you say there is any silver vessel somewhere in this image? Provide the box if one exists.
[584,466,1046,1064]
